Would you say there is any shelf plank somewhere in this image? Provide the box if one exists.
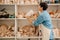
[17,4,39,6]
[48,4,60,5]
[0,4,39,6]
[52,18,60,20]
[0,37,15,38]
[16,36,41,38]
[0,18,15,20]
[0,4,15,5]
[54,37,60,38]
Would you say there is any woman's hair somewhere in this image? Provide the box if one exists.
[40,2,48,10]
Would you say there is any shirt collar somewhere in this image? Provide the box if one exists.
[42,10,47,13]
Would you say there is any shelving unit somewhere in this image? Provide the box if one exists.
[0,0,60,40]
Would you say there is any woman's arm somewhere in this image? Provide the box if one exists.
[33,15,44,27]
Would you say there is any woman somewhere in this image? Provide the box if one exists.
[28,2,54,40]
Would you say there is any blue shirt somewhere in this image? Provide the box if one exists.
[33,10,54,39]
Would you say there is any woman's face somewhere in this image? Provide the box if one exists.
[38,6,43,12]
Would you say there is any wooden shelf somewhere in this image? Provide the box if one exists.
[0,37,15,38]
[0,4,15,5]
[16,18,27,19]
[52,18,60,20]
[17,4,39,6]
[54,37,60,38]
[0,18,15,20]
[16,37,41,38]
[0,4,39,6]
[48,4,60,5]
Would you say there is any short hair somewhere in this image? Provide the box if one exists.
[40,2,48,10]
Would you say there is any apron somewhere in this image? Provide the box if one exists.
[41,25,51,40]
